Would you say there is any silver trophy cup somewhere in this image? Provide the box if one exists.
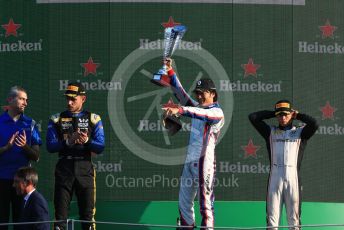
[151,25,187,87]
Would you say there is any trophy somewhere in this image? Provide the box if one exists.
[162,98,182,136]
[151,25,187,87]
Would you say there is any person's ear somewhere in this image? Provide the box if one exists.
[81,96,86,103]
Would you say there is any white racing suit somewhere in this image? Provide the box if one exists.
[249,111,318,230]
[169,69,225,229]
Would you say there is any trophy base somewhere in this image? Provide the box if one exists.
[151,74,171,87]
[162,114,182,136]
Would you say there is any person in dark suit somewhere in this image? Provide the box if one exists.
[13,167,50,230]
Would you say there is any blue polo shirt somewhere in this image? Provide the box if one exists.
[0,112,42,180]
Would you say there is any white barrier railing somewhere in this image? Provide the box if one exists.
[2,219,344,229]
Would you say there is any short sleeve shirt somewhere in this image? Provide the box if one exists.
[0,112,42,179]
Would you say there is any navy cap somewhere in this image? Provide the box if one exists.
[193,78,216,92]
[275,99,292,116]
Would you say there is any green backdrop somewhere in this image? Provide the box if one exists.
[0,0,344,205]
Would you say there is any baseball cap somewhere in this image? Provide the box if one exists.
[275,99,292,116]
[193,78,216,92]
[64,82,86,97]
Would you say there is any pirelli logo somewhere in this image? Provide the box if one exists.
[275,103,290,109]
[67,85,79,91]
[61,118,72,122]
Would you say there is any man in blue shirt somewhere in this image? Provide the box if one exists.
[46,82,105,230]
[0,86,41,230]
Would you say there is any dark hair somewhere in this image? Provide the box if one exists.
[210,89,218,102]
[15,167,38,187]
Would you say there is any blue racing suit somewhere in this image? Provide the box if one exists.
[46,110,105,230]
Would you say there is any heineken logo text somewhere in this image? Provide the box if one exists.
[220,80,282,93]
[139,39,202,50]
[298,41,344,54]
[0,40,42,52]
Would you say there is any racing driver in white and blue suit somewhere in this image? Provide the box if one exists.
[162,59,225,230]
